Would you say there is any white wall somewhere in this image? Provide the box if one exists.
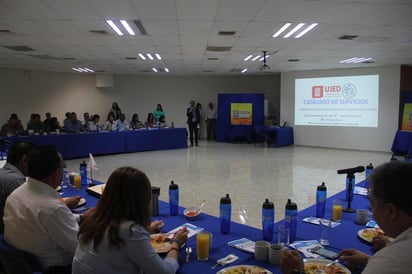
[0,69,280,136]
[280,65,400,152]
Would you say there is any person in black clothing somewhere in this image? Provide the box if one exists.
[186,100,201,147]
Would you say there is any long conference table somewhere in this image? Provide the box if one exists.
[3,128,188,159]
[62,178,374,273]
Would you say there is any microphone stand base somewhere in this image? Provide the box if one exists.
[343,208,356,213]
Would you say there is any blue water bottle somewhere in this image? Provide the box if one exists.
[262,198,274,241]
[345,174,355,201]
[220,194,231,234]
[365,163,373,189]
[169,181,179,216]
[315,182,327,218]
[285,199,298,243]
[80,160,87,186]
[96,124,99,132]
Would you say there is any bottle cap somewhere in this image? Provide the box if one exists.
[317,182,327,191]
[262,198,274,209]
[169,181,178,189]
[286,199,297,210]
[220,194,231,204]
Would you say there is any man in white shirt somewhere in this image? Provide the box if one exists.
[280,160,412,274]
[205,102,217,140]
[116,113,129,131]
[4,145,89,274]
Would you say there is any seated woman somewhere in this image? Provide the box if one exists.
[144,113,155,128]
[72,167,188,274]
[87,114,100,131]
[102,112,117,131]
[130,113,145,129]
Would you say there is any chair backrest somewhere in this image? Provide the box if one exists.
[0,235,42,273]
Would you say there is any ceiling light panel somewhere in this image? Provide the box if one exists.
[272,22,318,38]
[339,57,373,64]
[106,20,142,36]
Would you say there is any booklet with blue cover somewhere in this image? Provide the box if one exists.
[227,238,255,253]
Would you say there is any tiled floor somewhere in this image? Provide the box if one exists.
[65,142,391,229]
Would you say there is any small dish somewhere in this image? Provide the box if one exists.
[184,207,200,220]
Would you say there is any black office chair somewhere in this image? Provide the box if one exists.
[0,235,42,274]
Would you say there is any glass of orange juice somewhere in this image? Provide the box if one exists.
[332,199,343,221]
[196,231,210,260]
[74,174,82,189]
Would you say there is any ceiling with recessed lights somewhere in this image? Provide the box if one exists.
[0,0,411,75]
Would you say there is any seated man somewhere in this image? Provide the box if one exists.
[26,113,44,133]
[0,115,25,136]
[3,145,91,274]
[116,113,129,131]
[280,160,412,274]
[0,141,35,233]
[63,112,82,134]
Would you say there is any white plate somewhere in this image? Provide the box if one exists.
[304,258,350,274]
[216,265,272,274]
[357,228,385,243]
[150,234,172,253]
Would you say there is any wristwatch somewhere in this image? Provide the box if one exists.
[291,269,305,274]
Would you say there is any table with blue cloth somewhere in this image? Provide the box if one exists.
[62,179,374,273]
[3,128,188,159]
[391,130,412,156]
[264,126,294,147]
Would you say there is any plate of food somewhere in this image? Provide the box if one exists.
[304,258,350,274]
[216,265,272,274]
[150,233,172,253]
[357,228,385,243]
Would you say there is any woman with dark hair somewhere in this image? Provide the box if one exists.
[130,114,144,129]
[109,102,122,120]
[72,167,188,274]
[102,112,116,131]
[153,104,165,122]
[144,113,155,128]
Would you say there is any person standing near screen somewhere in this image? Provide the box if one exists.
[206,102,217,140]
[186,100,200,147]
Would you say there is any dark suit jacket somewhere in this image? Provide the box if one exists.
[186,107,201,124]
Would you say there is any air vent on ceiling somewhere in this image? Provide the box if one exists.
[96,69,106,73]
[63,57,75,60]
[89,30,109,35]
[288,59,299,62]
[363,60,375,64]
[207,57,219,60]
[134,20,147,35]
[202,70,213,73]
[2,45,35,52]
[125,57,137,60]
[339,35,359,40]
[0,29,12,34]
[141,69,152,72]
[218,31,236,36]
[28,54,60,60]
[206,46,232,52]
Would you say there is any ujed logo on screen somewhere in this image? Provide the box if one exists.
[312,86,323,98]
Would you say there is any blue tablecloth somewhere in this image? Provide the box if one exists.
[3,128,188,159]
[62,178,373,273]
[264,126,294,147]
[391,130,412,156]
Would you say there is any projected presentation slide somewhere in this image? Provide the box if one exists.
[295,75,379,127]
[231,103,253,125]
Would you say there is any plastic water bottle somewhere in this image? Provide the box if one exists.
[169,181,179,216]
[345,174,355,201]
[116,123,120,131]
[285,199,298,243]
[171,121,174,128]
[96,124,99,132]
[220,194,231,234]
[80,160,87,186]
[262,198,274,241]
[316,182,327,218]
[365,163,374,188]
